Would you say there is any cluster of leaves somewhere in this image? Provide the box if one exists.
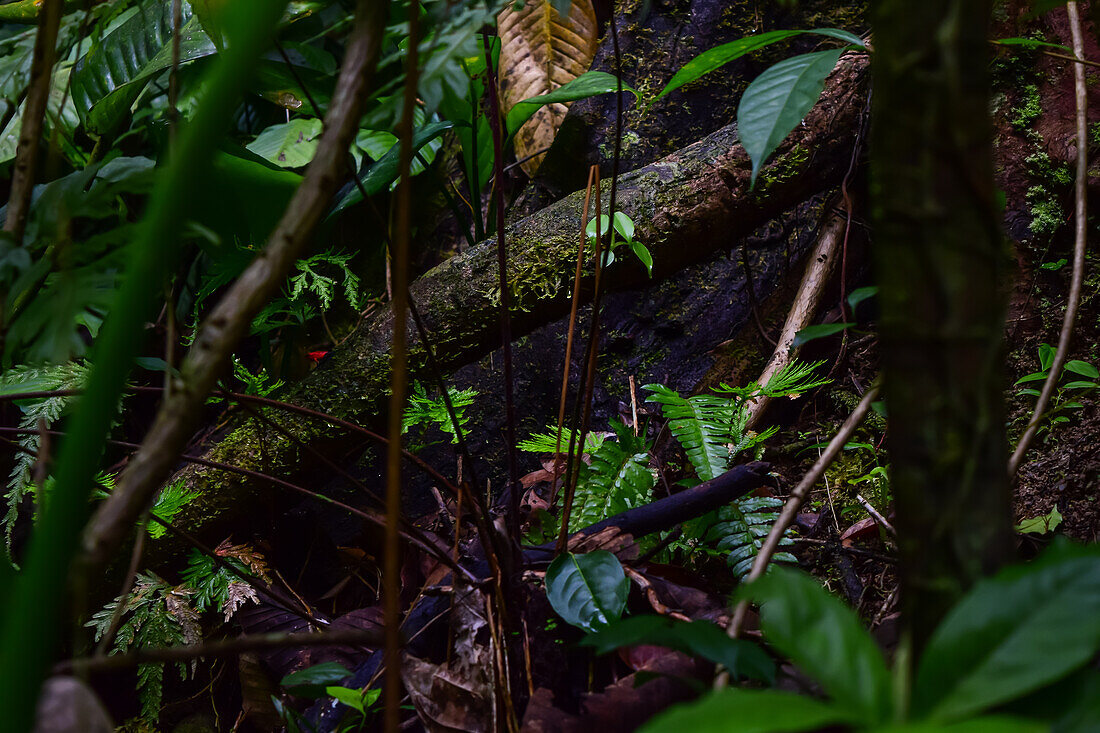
[1014,343,1099,437]
[641,541,1100,732]
[275,661,381,733]
[645,361,830,577]
[87,572,200,722]
[87,537,270,723]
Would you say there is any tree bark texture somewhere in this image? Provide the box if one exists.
[870,0,1015,650]
[148,53,869,564]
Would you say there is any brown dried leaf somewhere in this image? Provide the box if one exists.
[567,526,639,561]
[497,0,598,175]
[839,517,879,547]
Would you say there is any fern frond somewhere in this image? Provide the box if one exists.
[708,496,796,579]
[401,381,478,443]
[644,384,737,482]
[1,362,93,558]
[517,426,606,455]
[566,422,653,533]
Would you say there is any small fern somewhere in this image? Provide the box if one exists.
[645,360,829,577]
[288,251,362,311]
[517,426,606,455]
[87,572,200,722]
[1,362,93,557]
[708,496,796,579]
[565,421,654,534]
[644,384,740,482]
[401,382,478,445]
[179,539,270,620]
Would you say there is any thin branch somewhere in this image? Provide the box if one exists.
[717,382,880,688]
[1,0,62,245]
[385,1,419,728]
[1008,1,1089,477]
[78,0,390,573]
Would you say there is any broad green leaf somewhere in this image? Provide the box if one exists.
[330,121,453,216]
[847,285,878,311]
[738,49,844,187]
[0,62,80,165]
[913,541,1100,722]
[631,241,654,276]
[1039,343,1056,371]
[71,3,217,135]
[639,689,855,733]
[655,29,865,102]
[581,615,774,683]
[1040,258,1067,270]
[792,322,853,347]
[1014,371,1048,385]
[545,551,628,632]
[281,662,351,698]
[324,685,378,714]
[1065,360,1100,379]
[1015,507,1062,535]
[246,118,323,168]
[871,717,1048,733]
[740,567,892,725]
[613,211,635,241]
[1064,380,1099,389]
[505,71,637,137]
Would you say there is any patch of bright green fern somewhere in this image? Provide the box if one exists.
[402,382,478,445]
[709,496,796,578]
[565,421,654,534]
[517,426,606,455]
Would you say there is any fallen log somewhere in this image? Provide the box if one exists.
[148,53,868,564]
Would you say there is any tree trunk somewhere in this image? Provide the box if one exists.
[870,0,1016,650]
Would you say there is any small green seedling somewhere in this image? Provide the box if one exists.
[586,211,653,276]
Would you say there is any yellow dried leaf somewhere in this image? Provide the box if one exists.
[497,0,598,176]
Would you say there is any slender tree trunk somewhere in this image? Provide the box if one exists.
[870,0,1016,651]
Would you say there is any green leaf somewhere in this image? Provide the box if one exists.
[639,689,856,733]
[792,322,853,347]
[655,29,865,102]
[1014,506,1063,535]
[1014,371,1049,385]
[1064,360,1100,379]
[631,241,654,276]
[1039,258,1067,270]
[913,541,1100,722]
[847,285,878,311]
[281,662,352,698]
[71,4,217,135]
[545,551,629,632]
[246,118,324,168]
[739,567,892,725]
[330,121,453,216]
[581,615,775,683]
[613,211,636,241]
[1039,343,1056,371]
[993,37,1072,53]
[506,71,637,136]
[738,49,844,187]
[1064,380,1099,389]
[324,685,376,714]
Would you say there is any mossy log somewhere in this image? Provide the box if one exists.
[153,53,869,563]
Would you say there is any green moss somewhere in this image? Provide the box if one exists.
[1011,84,1042,131]
[1026,185,1065,237]
[756,144,810,193]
